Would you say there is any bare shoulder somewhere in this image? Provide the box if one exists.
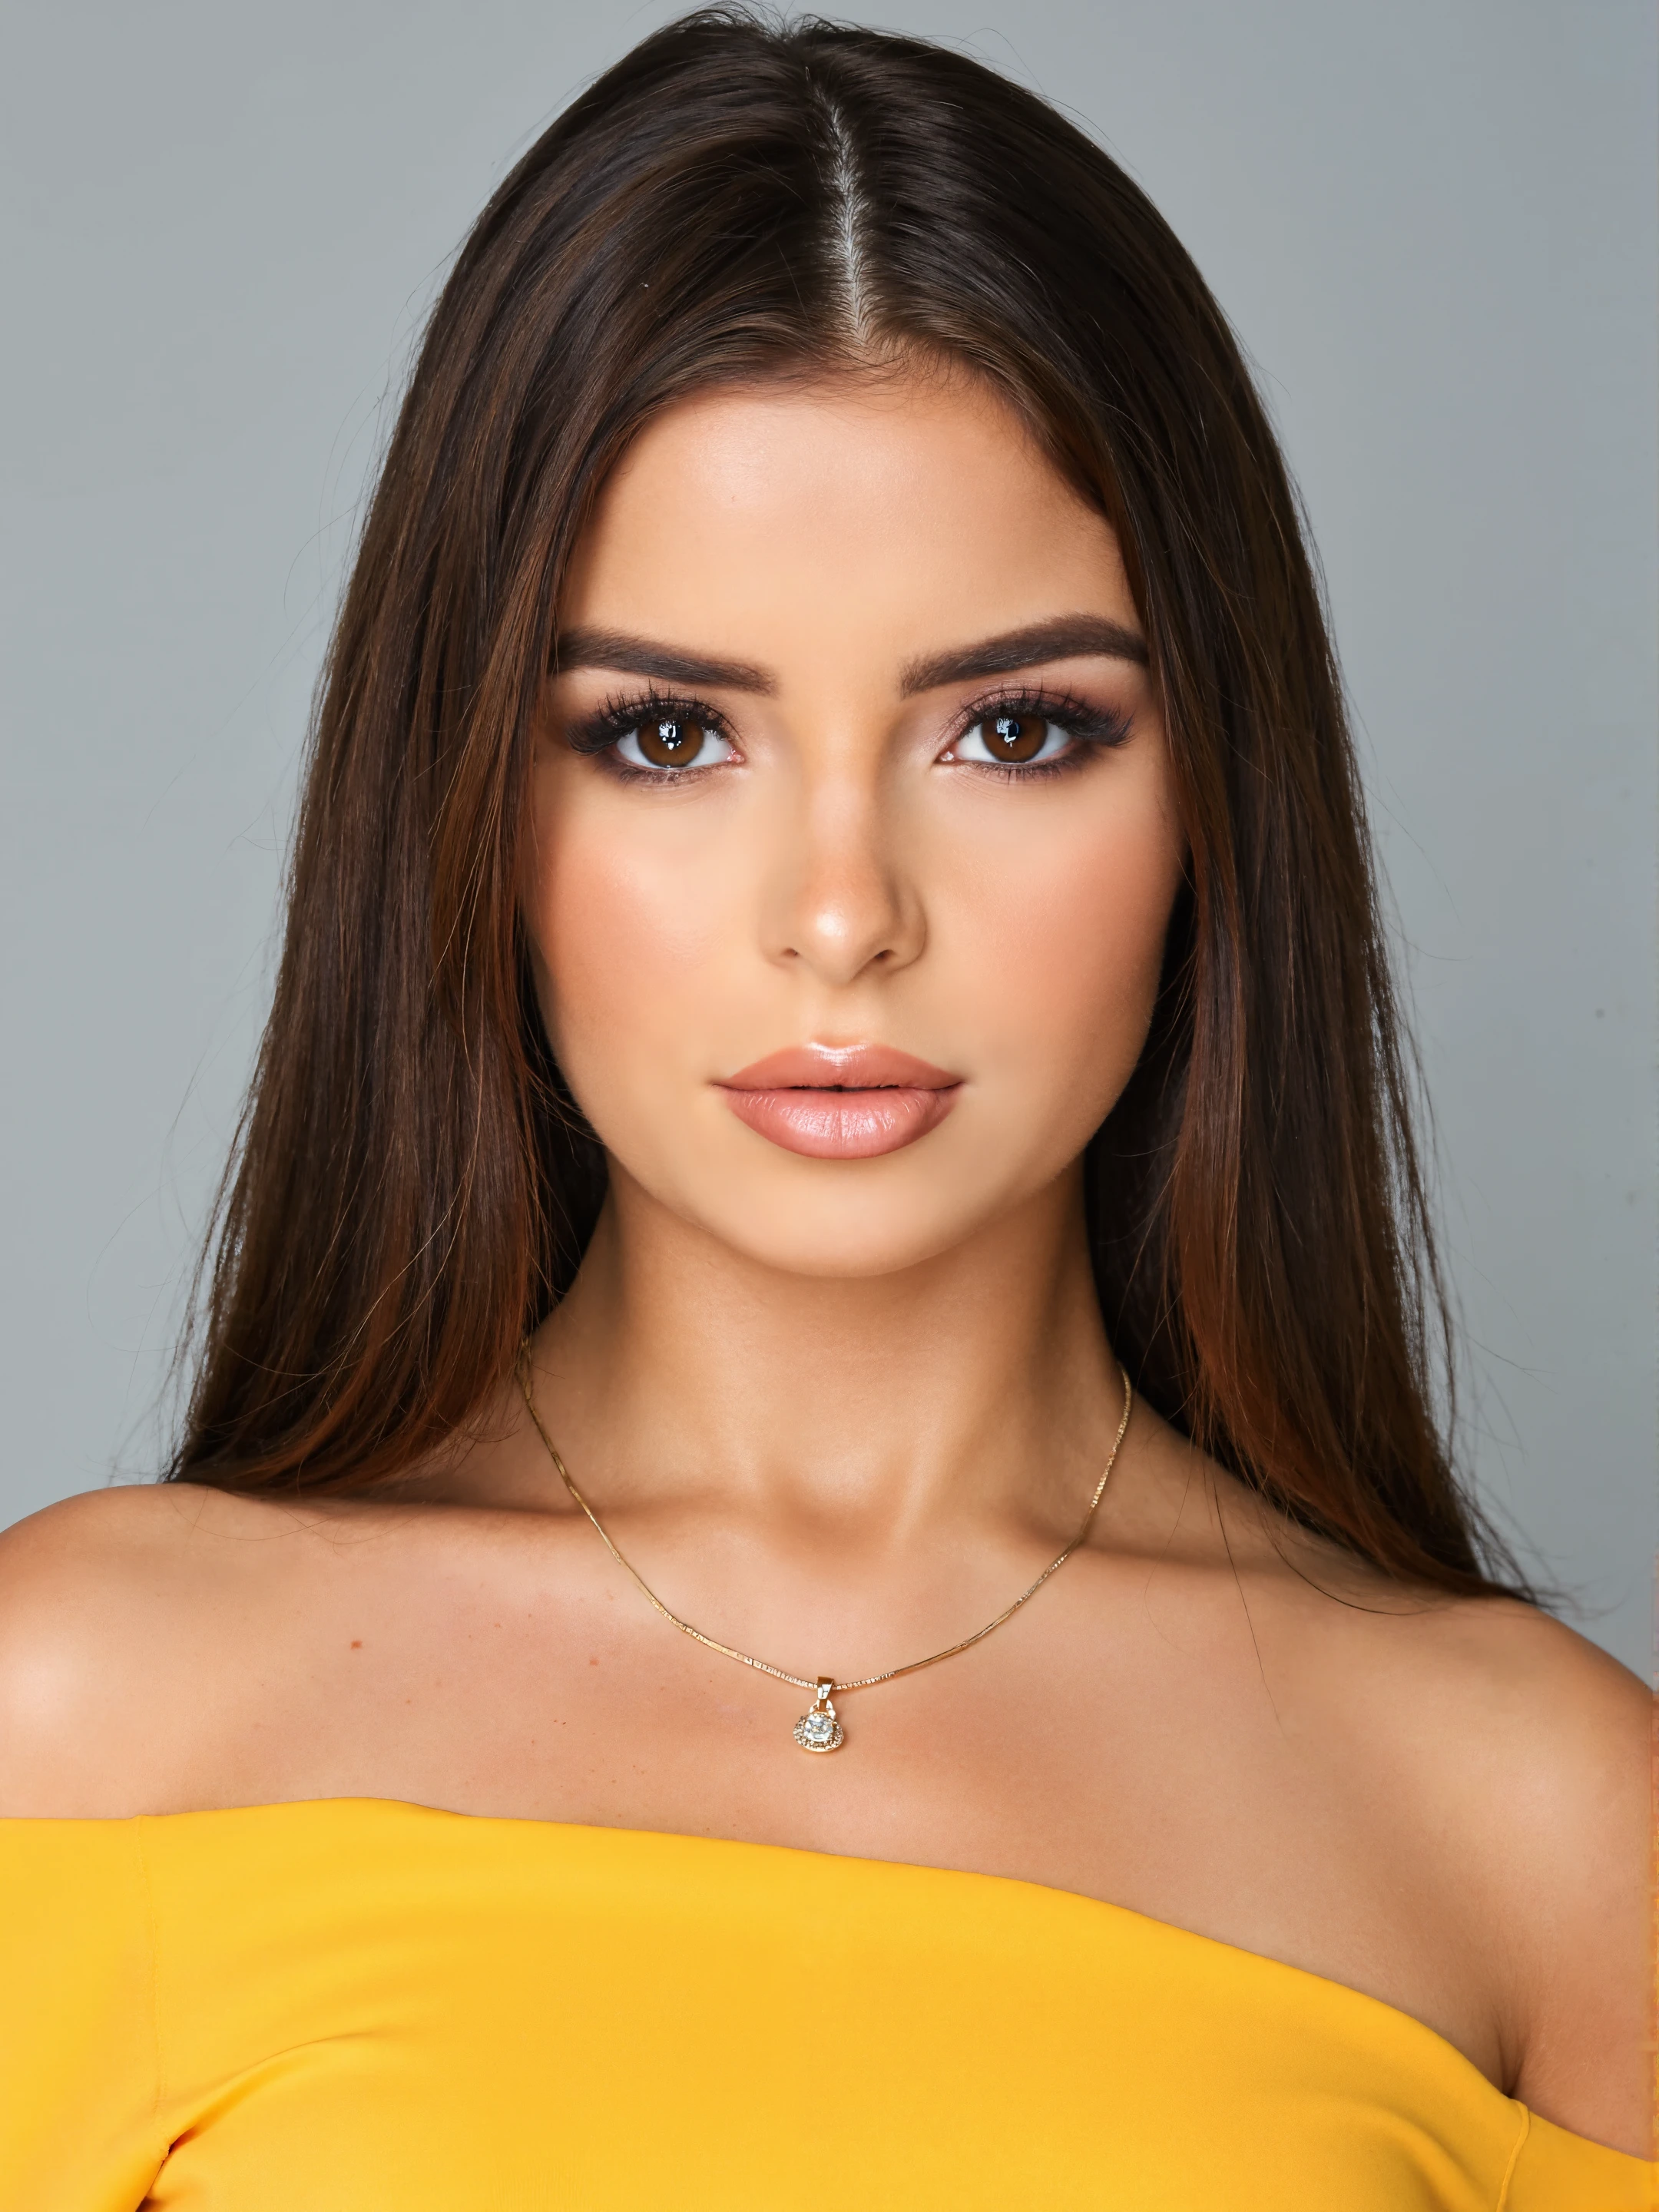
[1275,1557,1651,2151]
[0,1482,377,1818]
[0,1478,290,1577]
[1330,1568,1647,1741]
[0,1480,273,1669]
[1254,1521,1650,1879]
[1128,1426,1648,1854]
[1141,1416,1653,2149]
[1323,1578,1648,1856]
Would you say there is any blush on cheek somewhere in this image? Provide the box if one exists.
[530,816,732,1083]
[981,790,1177,937]
[972,813,1180,1110]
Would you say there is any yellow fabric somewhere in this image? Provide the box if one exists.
[1,1799,1651,2210]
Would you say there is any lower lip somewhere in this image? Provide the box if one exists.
[719,1084,961,1159]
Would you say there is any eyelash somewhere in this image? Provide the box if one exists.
[562,683,1133,783]
[946,685,1134,781]
[564,687,737,783]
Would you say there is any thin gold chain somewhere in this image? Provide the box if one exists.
[515,1343,1133,1701]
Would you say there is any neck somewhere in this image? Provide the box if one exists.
[528,1161,1123,1546]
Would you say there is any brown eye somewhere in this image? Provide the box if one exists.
[985,712,1045,762]
[958,710,1060,766]
[634,715,710,769]
[609,710,737,775]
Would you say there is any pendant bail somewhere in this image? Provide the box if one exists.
[793,1676,845,1753]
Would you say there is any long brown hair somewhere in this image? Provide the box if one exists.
[169,10,1524,1597]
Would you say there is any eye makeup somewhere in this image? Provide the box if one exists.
[561,687,739,780]
[942,683,1133,781]
[558,679,1134,783]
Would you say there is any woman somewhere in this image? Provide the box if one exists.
[0,12,1648,2207]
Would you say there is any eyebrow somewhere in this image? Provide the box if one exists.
[550,611,1148,700]
[551,627,777,694]
[900,615,1148,694]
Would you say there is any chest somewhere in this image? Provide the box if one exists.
[185,1530,1509,2086]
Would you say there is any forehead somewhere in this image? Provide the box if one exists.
[559,369,1135,684]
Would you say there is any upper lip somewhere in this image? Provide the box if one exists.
[719,1043,962,1091]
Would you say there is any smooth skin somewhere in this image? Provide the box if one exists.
[0,364,1648,2154]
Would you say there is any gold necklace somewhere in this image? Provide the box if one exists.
[515,1344,1133,1755]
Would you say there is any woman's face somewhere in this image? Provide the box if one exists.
[526,366,1186,1277]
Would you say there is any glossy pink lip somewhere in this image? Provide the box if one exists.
[717,1044,963,1160]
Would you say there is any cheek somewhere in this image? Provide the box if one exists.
[525,789,734,1076]
[950,790,1182,1096]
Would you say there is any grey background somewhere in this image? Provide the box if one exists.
[3,1,1654,1674]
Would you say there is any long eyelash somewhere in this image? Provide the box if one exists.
[953,683,1134,779]
[563,685,734,760]
[561,680,1131,781]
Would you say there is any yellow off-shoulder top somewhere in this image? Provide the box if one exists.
[1,1799,1650,2210]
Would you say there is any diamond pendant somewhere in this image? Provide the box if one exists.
[793,1677,844,1753]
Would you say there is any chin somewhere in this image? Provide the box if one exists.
[646,1159,1049,1281]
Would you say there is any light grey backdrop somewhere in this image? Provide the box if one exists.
[3,1,1654,1674]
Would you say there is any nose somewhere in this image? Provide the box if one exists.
[760,764,926,986]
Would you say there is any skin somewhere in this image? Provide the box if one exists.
[0,366,1649,2155]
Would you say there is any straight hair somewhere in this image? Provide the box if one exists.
[170,9,1526,1598]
